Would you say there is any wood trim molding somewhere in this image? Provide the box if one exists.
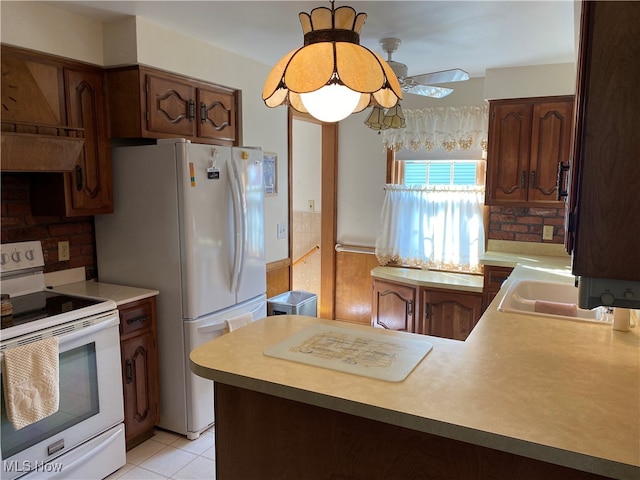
[266,258,291,272]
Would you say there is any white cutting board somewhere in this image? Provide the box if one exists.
[263,324,433,382]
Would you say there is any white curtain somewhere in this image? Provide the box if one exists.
[375,185,485,273]
[381,106,489,153]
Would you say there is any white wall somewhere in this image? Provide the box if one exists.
[484,63,576,99]
[292,120,322,213]
[337,78,488,247]
[1,2,289,263]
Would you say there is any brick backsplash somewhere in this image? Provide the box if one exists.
[1,173,97,279]
[488,205,565,244]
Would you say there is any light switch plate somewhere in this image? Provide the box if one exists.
[542,225,554,241]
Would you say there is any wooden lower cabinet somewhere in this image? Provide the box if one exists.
[372,278,482,341]
[482,265,514,311]
[118,296,160,450]
[418,288,483,340]
[371,278,417,332]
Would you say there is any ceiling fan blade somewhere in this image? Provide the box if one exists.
[403,84,454,98]
[407,68,470,86]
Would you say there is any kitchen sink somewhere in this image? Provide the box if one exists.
[498,280,612,323]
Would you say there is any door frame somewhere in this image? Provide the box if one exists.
[288,109,337,319]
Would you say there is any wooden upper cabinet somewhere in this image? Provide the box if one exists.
[62,67,113,215]
[566,1,640,281]
[146,72,196,137]
[107,65,240,146]
[197,85,237,144]
[485,96,573,206]
[1,45,113,217]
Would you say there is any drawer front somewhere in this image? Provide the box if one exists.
[119,298,154,336]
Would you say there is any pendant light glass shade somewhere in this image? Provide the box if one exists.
[364,106,390,130]
[262,2,402,122]
[383,104,406,129]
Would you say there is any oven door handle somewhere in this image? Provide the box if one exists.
[0,312,119,352]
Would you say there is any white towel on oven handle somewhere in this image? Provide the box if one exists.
[1,337,60,430]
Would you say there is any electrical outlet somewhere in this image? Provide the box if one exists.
[277,223,287,239]
[308,200,315,212]
[542,225,554,241]
[58,241,70,261]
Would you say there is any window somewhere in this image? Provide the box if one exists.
[376,159,486,273]
[402,160,483,186]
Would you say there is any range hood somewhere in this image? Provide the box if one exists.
[578,276,640,310]
[1,122,84,172]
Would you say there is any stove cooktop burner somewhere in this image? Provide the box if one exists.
[1,291,102,330]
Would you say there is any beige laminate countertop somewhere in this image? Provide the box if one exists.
[51,280,158,306]
[371,266,484,293]
[191,264,639,479]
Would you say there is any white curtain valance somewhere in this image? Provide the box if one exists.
[381,105,489,153]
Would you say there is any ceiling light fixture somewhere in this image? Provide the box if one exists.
[262,1,402,123]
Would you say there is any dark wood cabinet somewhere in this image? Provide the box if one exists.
[486,96,573,206]
[565,1,640,282]
[106,65,240,146]
[482,265,514,311]
[371,279,416,332]
[119,296,160,450]
[372,277,482,340]
[418,288,483,341]
[60,67,113,215]
[1,45,113,216]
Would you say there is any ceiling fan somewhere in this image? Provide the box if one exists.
[380,37,469,98]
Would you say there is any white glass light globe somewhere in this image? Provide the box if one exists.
[300,84,361,123]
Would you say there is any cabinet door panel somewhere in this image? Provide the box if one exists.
[529,100,573,202]
[421,289,482,341]
[372,280,416,332]
[197,86,236,145]
[64,68,113,215]
[146,73,196,136]
[122,332,159,447]
[486,102,531,204]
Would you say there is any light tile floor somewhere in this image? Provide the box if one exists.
[106,428,216,480]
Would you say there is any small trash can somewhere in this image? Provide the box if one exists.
[267,290,317,317]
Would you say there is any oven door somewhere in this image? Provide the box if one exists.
[0,310,124,480]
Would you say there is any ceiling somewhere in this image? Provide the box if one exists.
[46,1,577,79]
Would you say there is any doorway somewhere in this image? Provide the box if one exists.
[289,110,337,319]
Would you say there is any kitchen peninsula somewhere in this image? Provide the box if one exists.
[190,265,639,480]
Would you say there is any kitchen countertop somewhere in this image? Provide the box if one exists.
[191,262,639,479]
[52,280,158,306]
[371,266,484,293]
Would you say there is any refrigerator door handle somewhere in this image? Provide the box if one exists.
[228,157,244,293]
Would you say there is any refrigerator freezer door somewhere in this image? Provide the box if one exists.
[232,147,267,304]
[178,143,236,319]
[183,295,266,439]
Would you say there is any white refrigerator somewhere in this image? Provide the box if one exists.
[95,138,266,439]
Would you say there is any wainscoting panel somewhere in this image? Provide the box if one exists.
[335,249,380,325]
[266,258,291,300]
